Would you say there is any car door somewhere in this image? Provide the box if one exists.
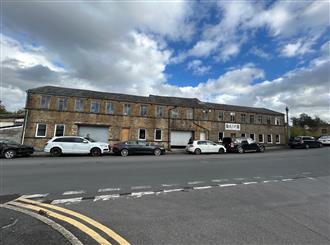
[58,137,74,153]
[197,141,207,153]
[241,140,250,151]
[72,137,90,153]
[207,141,217,153]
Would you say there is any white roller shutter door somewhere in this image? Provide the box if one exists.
[78,126,109,143]
[170,131,193,146]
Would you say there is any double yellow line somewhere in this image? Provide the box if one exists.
[7,198,130,245]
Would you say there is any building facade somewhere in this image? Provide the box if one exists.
[23,86,286,149]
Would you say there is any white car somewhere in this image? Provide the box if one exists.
[318,135,330,145]
[186,140,226,154]
[44,136,110,157]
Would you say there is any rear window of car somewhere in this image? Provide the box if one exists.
[197,141,207,145]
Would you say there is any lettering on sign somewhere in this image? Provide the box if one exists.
[225,123,240,131]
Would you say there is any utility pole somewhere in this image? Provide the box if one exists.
[286,107,290,142]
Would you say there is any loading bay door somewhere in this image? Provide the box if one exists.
[78,126,109,142]
[170,131,193,147]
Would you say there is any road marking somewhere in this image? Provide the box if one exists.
[193,186,212,190]
[234,178,245,180]
[211,179,227,182]
[253,177,261,179]
[52,197,83,205]
[302,172,311,175]
[219,184,237,187]
[131,191,154,197]
[1,203,83,245]
[307,177,316,180]
[282,178,293,182]
[94,194,120,202]
[163,188,184,193]
[21,193,49,199]
[263,180,279,183]
[188,181,204,185]
[161,184,178,187]
[243,182,258,185]
[98,188,120,193]
[17,198,131,245]
[131,185,151,190]
[9,201,112,245]
[63,190,85,195]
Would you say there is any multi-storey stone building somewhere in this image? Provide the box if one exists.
[23,86,286,149]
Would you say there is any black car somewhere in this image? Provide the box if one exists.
[290,136,322,149]
[222,137,265,153]
[112,140,166,157]
[0,139,34,159]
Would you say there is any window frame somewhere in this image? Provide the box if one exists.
[230,112,235,122]
[257,115,263,124]
[154,129,162,141]
[156,105,164,118]
[138,128,147,140]
[35,123,47,138]
[186,108,193,120]
[275,134,280,144]
[90,101,100,113]
[140,104,148,117]
[250,115,255,124]
[75,98,84,112]
[249,133,255,140]
[123,104,131,116]
[57,97,68,111]
[202,110,209,120]
[40,95,51,109]
[54,124,65,137]
[105,102,114,114]
[258,134,264,143]
[267,134,272,144]
[241,113,246,123]
[218,132,224,142]
[218,111,224,121]
[171,108,178,119]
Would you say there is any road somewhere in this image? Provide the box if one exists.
[1,148,329,244]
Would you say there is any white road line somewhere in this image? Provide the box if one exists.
[193,186,212,190]
[234,178,245,180]
[97,188,120,193]
[131,191,154,197]
[188,181,204,185]
[271,176,283,178]
[21,193,49,199]
[243,182,258,185]
[161,184,178,187]
[62,190,85,195]
[131,185,151,190]
[219,184,236,187]
[51,197,83,205]
[163,188,184,193]
[282,179,293,182]
[94,194,120,202]
[211,179,227,182]
[253,177,261,179]
[263,180,279,183]
[307,177,316,180]
[302,172,311,175]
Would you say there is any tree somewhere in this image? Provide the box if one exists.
[292,113,327,128]
[0,100,8,114]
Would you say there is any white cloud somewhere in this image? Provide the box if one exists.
[186,60,211,75]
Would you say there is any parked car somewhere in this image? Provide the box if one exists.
[44,136,110,157]
[112,140,165,156]
[290,136,322,149]
[0,139,34,159]
[186,140,226,154]
[318,135,330,145]
[222,137,265,153]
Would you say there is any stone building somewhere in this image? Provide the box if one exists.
[23,86,286,149]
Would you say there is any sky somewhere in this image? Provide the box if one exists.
[1,0,329,121]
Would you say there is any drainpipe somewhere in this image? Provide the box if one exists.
[21,92,30,144]
[167,106,177,151]
[285,107,290,142]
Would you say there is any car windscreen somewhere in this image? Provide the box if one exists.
[84,137,96,142]
[0,139,18,144]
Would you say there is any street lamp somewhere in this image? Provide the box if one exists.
[285,106,290,141]
[167,106,177,151]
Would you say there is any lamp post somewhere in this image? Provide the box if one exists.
[167,106,177,151]
[285,107,290,141]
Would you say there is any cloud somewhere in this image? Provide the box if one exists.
[186,60,211,75]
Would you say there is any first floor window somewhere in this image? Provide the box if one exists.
[171,108,178,118]
[154,129,162,141]
[124,104,131,115]
[267,134,272,143]
[139,129,146,140]
[267,116,271,125]
[156,106,164,118]
[105,102,114,114]
[275,117,281,125]
[258,115,263,124]
[250,134,255,140]
[258,134,264,143]
[54,124,65,137]
[91,101,100,113]
[250,115,255,124]
[218,111,224,121]
[140,105,148,116]
[40,95,51,109]
[276,135,280,143]
[241,114,246,123]
[218,132,224,142]
[36,123,47,137]
[57,97,68,111]
[202,110,208,120]
[230,112,235,122]
[75,98,84,112]
[187,109,193,119]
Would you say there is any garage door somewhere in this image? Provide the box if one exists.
[78,126,109,142]
[170,131,193,147]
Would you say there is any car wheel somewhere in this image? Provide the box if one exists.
[319,143,323,148]
[218,148,225,154]
[194,148,201,155]
[91,147,101,157]
[305,144,310,149]
[120,149,129,157]
[238,147,244,154]
[50,147,62,157]
[4,149,16,159]
[154,148,161,156]
[259,146,265,152]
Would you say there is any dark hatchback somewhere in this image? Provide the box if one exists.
[0,139,34,159]
[222,137,265,153]
[112,140,166,157]
[290,136,322,149]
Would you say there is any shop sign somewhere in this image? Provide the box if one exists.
[225,123,240,131]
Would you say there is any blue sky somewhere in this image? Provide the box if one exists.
[1,1,330,121]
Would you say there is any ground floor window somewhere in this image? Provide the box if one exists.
[139,129,146,140]
[250,134,255,140]
[267,134,272,143]
[54,124,65,137]
[258,134,264,143]
[36,123,47,137]
[218,132,224,142]
[154,129,162,141]
[276,134,280,144]
[241,133,246,137]
[230,133,236,137]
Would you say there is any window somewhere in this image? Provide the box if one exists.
[187,109,193,120]
[266,116,271,125]
[36,123,47,137]
[40,95,51,109]
[321,128,327,134]
[276,135,280,144]
[123,104,131,115]
[230,112,235,122]
[105,102,114,114]
[54,124,65,137]
[197,141,207,145]
[250,134,255,140]
[267,134,272,143]
[91,101,100,113]
[241,133,246,137]
[257,115,263,124]
[250,115,255,124]
[138,129,146,140]
[258,134,264,143]
[218,111,224,121]
[218,132,224,142]
[75,99,84,112]
[202,110,209,120]
[140,105,148,116]
[156,106,164,118]
[275,117,281,125]
[171,108,178,118]
[154,129,162,141]
[241,114,246,123]
[57,97,68,111]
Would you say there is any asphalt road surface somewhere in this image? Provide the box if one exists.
[1,147,329,244]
